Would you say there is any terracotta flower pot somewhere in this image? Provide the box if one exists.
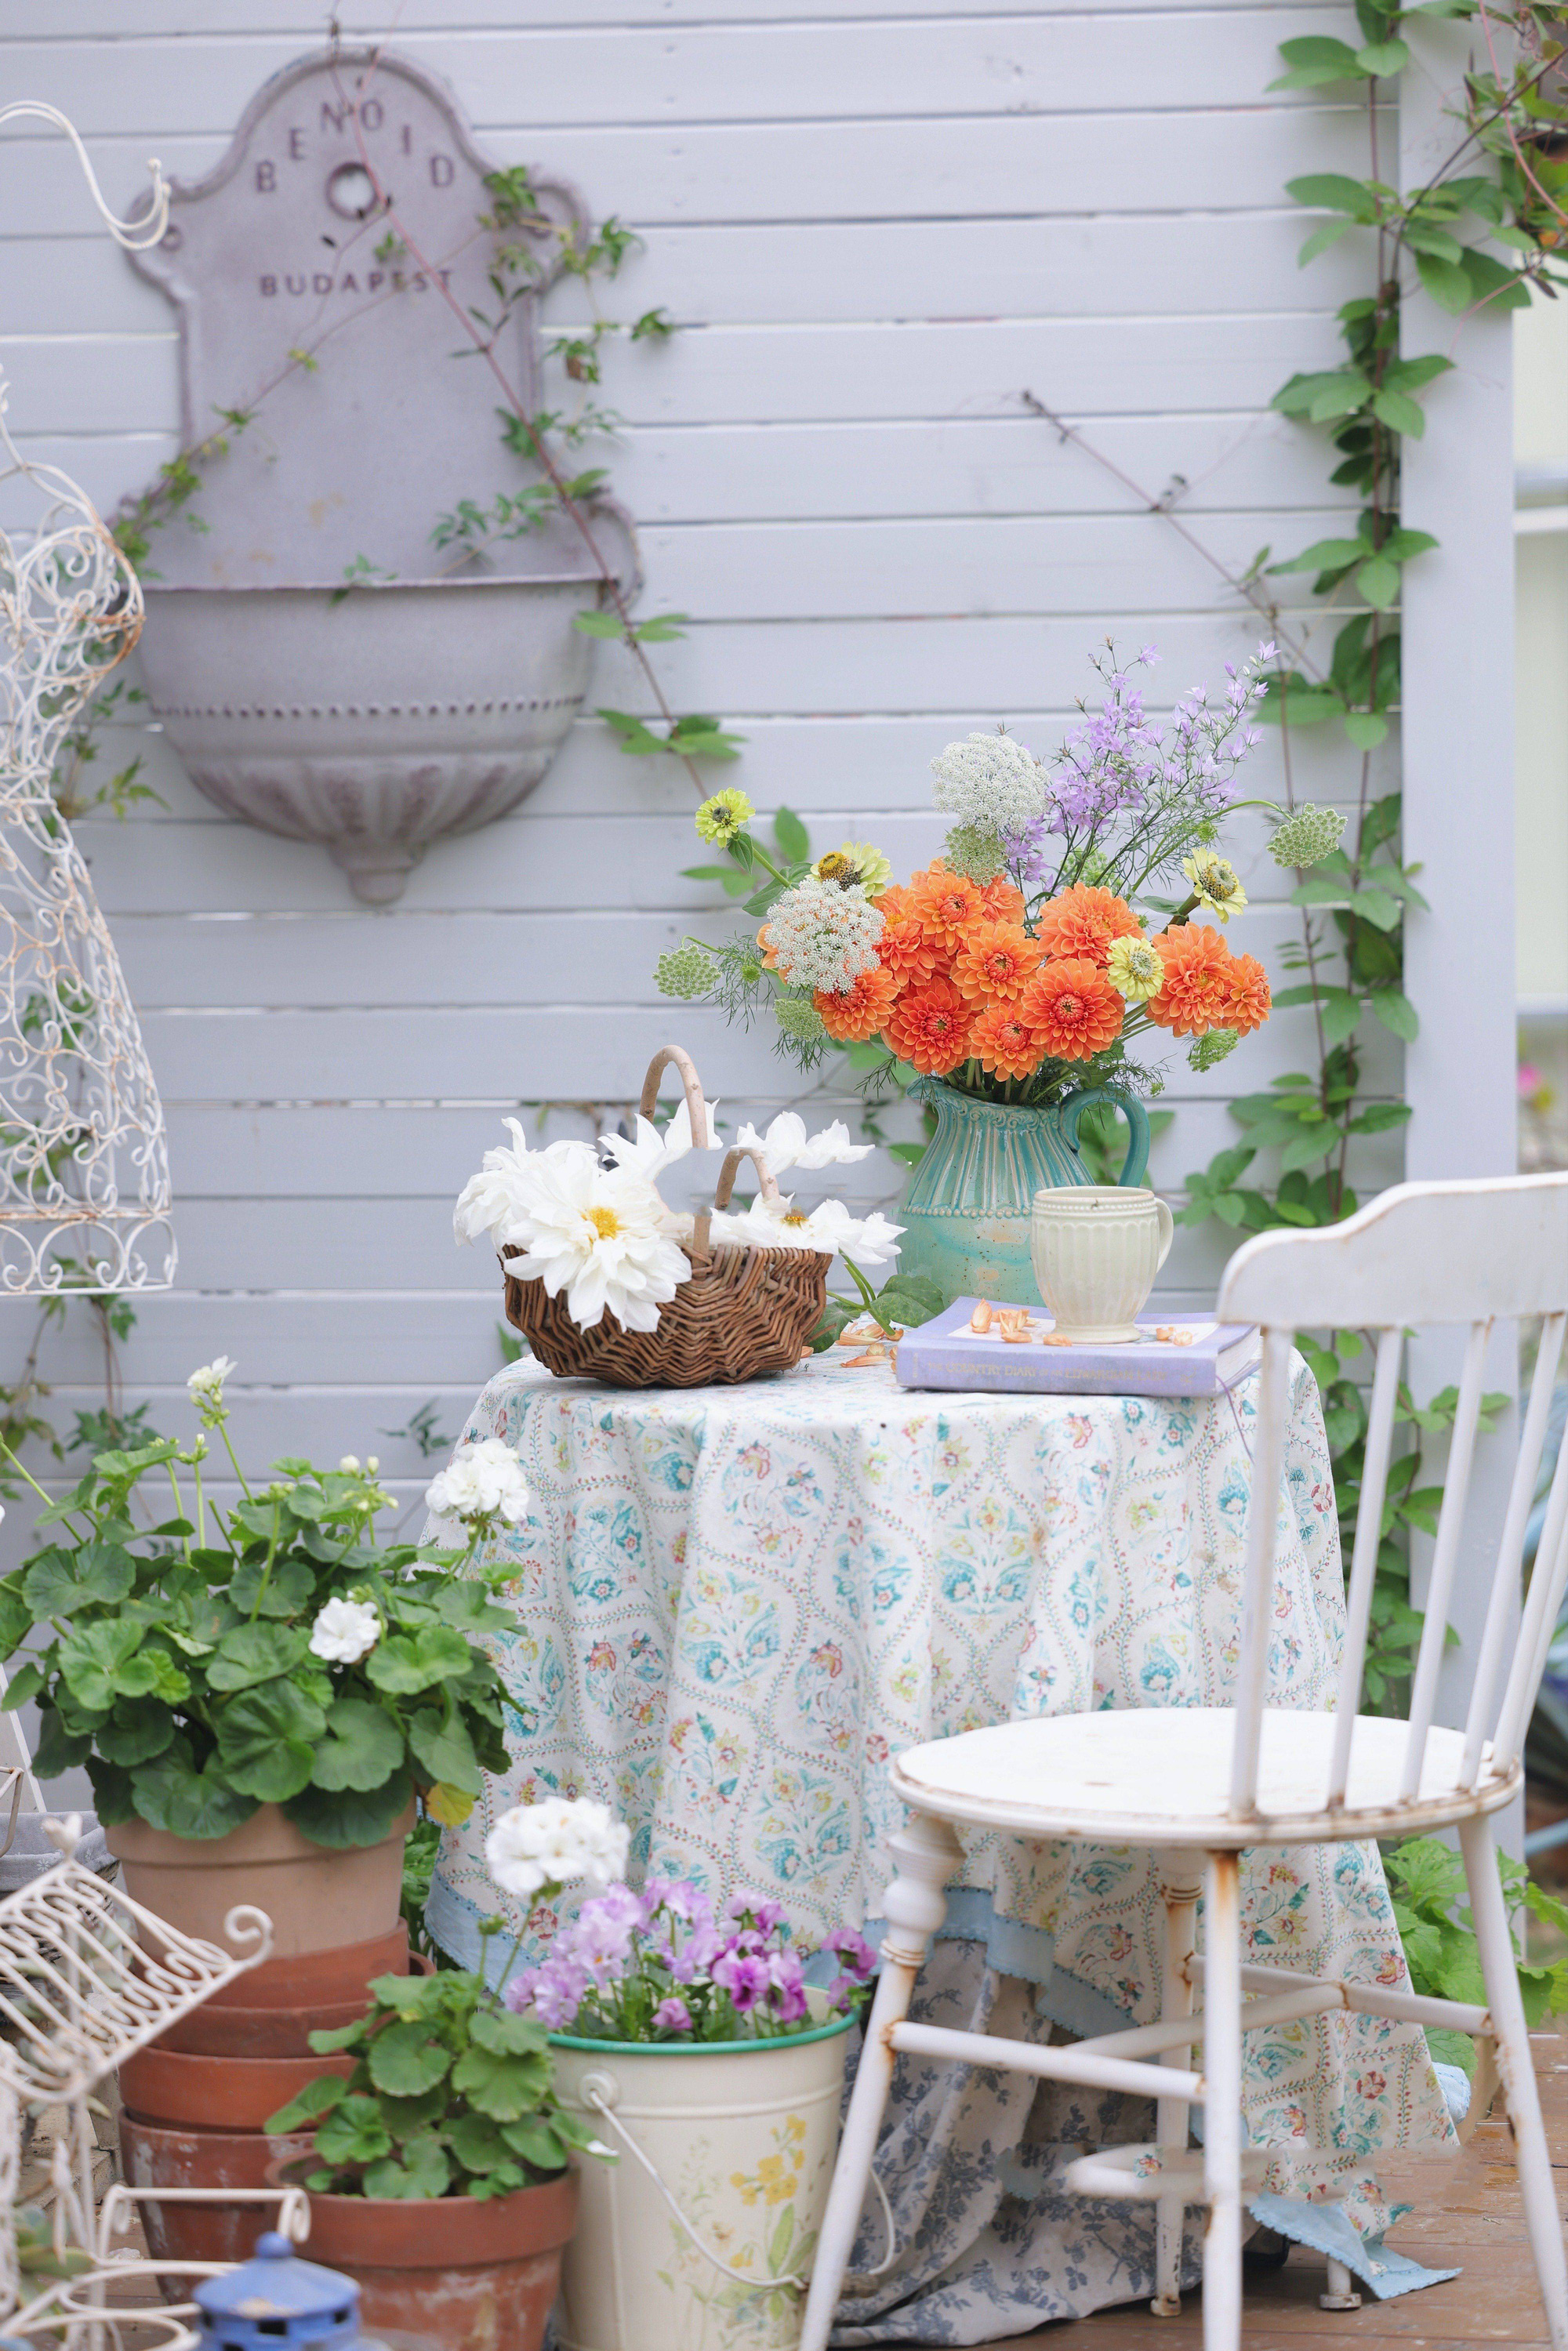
[267,2163,579,2351]
[120,2044,356,2132]
[120,2113,316,2276]
[160,1946,431,2057]
[107,1801,415,1960]
[204,1922,410,2011]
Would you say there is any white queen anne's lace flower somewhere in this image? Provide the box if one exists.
[761,877,884,995]
[425,1435,530,1528]
[486,1797,630,1899]
[735,1112,873,1174]
[929,731,1045,836]
[499,1156,691,1333]
[309,1596,380,1665]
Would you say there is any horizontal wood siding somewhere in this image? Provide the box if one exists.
[0,0,1389,1535]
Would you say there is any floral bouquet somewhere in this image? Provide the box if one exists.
[656,643,1350,1110]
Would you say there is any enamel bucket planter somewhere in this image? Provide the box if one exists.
[550,2006,855,2351]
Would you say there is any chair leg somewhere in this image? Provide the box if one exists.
[1152,1863,1202,2318]
[1460,1813,1568,2351]
[798,1809,964,2351]
[1200,1850,1243,2351]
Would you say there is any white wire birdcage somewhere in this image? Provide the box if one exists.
[0,107,174,1297]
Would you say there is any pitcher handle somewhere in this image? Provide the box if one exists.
[1058,1086,1150,1187]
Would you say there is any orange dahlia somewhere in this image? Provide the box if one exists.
[908,862,986,954]
[1017,957,1125,1061]
[757,923,778,971]
[886,975,974,1076]
[1221,950,1272,1037]
[978,874,1027,924]
[875,886,944,986]
[1146,923,1234,1037]
[952,918,1044,1007]
[1033,883,1143,970]
[970,1003,1045,1083]
[815,963,902,1043]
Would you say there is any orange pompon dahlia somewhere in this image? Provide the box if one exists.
[1034,883,1143,970]
[885,975,975,1076]
[815,963,902,1043]
[875,884,944,986]
[978,874,1027,924]
[1017,957,1125,1061]
[908,862,986,954]
[1145,923,1234,1037]
[952,918,1044,1007]
[970,1003,1044,1083]
[1221,950,1272,1037]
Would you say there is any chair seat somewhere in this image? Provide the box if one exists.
[891,1706,1519,1847]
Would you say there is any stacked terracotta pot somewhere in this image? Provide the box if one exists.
[110,1805,416,2272]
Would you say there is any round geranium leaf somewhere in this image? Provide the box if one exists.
[310,1696,405,1793]
[366,2021,452,2098]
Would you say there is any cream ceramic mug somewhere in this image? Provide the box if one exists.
[1029,1185,1175,1343]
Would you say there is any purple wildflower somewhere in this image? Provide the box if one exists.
[528,1956,588,2030]
[712,1946,771,2012]
[766,1950,810,2024]
[653,1995,693,2033]
[823,1927,878,1980]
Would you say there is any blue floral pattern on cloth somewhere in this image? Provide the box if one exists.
[426,1351,1454,2333]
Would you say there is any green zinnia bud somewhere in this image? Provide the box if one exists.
[1269,804,1347,869]
[655,942,720,1000]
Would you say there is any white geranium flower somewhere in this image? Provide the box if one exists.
[309,1596,381,1666]
[339,1455,361,1474]
[454,1120,597,1253]
[735,1112,873,1174]
[499,1156,691,1333]
[712,1195,903,1264]
[485,1797,631,1900]
[425,1435,529,1529]
[187,1355,237,1402]
[599,1093,720,1181]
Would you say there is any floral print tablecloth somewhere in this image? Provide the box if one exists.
[428,1349,1455,2335]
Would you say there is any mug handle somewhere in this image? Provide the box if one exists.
[1058,1086,1151,1188]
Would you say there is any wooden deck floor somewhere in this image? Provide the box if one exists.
[1013,2026,1568,2349]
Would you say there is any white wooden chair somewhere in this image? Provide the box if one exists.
[800,1174,1568,2351]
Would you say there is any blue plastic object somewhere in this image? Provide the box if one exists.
[194,2233,361,2351]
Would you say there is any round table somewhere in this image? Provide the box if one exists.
[429,1348,1454,2333]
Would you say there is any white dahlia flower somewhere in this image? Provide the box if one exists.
[454,1121,597,1254]
[499,1156,691,1333]
[735,1112,873,1174]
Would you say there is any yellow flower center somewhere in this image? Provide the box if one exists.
[816,851,855,883]
[585,1205,621,1239]
[782,1211,811,1228]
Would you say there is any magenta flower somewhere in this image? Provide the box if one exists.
[528,1956,588,2030]
[653,1995,693,2033]
[766,1950,809,2023]
[712,1946,770,2012]
[725,1890,786,1935]
[824,1927,877,1980]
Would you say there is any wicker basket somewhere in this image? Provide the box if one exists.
[502,1047,829,1388]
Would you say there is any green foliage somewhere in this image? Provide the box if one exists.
[0,1424,513,1847]
[1384,1838,1568,2072]
[266,1946,600,2200]
[810,1270,945,1351]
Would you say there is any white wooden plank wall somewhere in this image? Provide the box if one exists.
[0,0,1396,1533]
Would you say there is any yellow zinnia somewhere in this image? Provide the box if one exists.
[695,788,754,846]
[815,840,893,895]
[1181,854,1247,923]
[1105,934,1166,1003]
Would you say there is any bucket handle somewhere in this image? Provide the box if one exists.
[579,2072,898,2295]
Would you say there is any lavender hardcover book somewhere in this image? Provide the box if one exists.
[895,1297,1260,1397]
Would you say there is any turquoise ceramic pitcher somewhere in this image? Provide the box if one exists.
[896,1079,1152,1309]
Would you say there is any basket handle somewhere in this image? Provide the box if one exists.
[639,1046,710,1150]
[692,1145,782,1255]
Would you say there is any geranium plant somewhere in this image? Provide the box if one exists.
[655,643,1353,1110]
[268,1797,630,2198]
[0,1362,527,1847]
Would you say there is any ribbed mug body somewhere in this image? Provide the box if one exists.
[1029,1185,1174,1341]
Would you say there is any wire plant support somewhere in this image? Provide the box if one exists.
[0,107,173,1297]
